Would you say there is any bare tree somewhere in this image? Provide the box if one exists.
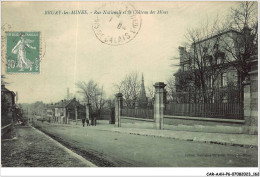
[115,71,141,107]
[179,18,228,103]
[76,80,105,118]
[221,1,258,82]
[76,80,97,104]
[166,75,176,102]
[113,82,123,93]
[147,82,155,99]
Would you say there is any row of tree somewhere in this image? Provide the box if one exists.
[75,71,177,118]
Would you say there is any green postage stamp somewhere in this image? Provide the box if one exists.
[6,32,40,73]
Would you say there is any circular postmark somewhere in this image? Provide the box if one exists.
[1,23,13,64]
[92,2,142,46]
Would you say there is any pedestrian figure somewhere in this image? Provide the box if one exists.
[82,118,86,127]
[86,119,90,126]
[94,117,96,126]
[91,112,97,126]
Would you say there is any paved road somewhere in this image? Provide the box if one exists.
[34,122,258,167]
[1,126,94,167]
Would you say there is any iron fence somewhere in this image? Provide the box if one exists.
[121,108,154,119]
[165,102,243,119]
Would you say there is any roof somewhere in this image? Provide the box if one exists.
[51,98,84,108]
[192,28,241,45]
[1,84,15,96]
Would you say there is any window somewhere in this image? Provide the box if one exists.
[222,95,228,103]
[231,71,238,85]
[183,64,189,71]
[221,73,227,87]
[207,55,213,65]
[206,76,213,88]
[217,58,222,65]
[214,44,219,50]
[209,76,213,88]
[215,51,225,65]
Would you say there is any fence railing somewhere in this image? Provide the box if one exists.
[165,102,244,119]
[121,108,154,119]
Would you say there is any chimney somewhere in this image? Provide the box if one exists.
[179,46,186,56]
[178,46,186,63]
[242,26,252,47]
[16,91,18,102]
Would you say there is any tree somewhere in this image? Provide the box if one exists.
[31,101,45,116]
[114,71,141,107]
[147,82,155,99]
[76,80,105,118]
[105,98,114,109]
[166,75,176,102]
[180,18,228,103]
[221,1,258,82]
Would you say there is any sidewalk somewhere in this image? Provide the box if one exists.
[44,120,258,147]
[1,126,95,167]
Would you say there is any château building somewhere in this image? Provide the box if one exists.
[174,28,250,103]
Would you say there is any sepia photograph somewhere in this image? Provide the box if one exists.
[1,1,259,176]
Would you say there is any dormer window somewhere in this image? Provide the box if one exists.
[203,47,208,53]
[214,44,219,50]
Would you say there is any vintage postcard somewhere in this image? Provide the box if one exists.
[1,1,259,176]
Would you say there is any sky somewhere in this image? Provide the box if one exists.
[1,1,239,103]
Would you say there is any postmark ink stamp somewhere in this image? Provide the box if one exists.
[92,2,142,46]
[6,32,40,73]
[1,23,13,64]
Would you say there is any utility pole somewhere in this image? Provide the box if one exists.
[75,105,78,125]
[28,107,29,123]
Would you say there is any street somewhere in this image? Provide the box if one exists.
[27,122,258,167]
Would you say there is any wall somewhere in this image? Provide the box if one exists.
[1,92,14,127]
[163,116,246,134]
[68,119,82,125]
[120,117,155,129]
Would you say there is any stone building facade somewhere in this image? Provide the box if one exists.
[1,84,16,127]
[46,98,85,124]
[174,29,245,103]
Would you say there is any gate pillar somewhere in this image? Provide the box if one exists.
[243,56,258,135]
[154,82,166,130]
[75,105,78,125]
[115,93,123,127]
